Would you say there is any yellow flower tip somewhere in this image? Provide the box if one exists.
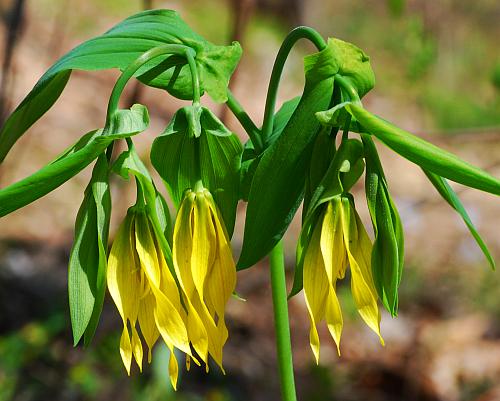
[379,334,385,347]
[185,355,191,371]
[309,327,321,365]
[119,328,133,376]
[168,349,179,391]
[311,345,320,365]
[147,349,152,364]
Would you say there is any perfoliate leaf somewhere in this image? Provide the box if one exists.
[0,104,149,217]
[327,38,375,98]
[423,169,495,270]
[69,154,111,346]
[238,45,336,269]
[0,9,241,162]
[362,135,404,316]
[151,107,241,235]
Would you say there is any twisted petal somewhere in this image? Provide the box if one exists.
[173,190,231,371]
[168,345,179,390]
[320,200,347,284]
[107,213,140,325]
[205,199,236,345]
[134,211,192,356]
[119,326,133,375]
[138,291,159,363]
[131,325,143,372]
[108,213,142,373]
[340,197,384,345]
[172,195,210,364]
[191,193,217,299]
[303,212,343,363]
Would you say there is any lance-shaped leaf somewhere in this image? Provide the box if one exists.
[0,9,241,162]
[362,135,404,316]
[423,169,495,270]
[0,104,149,217]
[113,144,174,268]
[238,44,337,269]
[151,105,242,235]
[68,154,111,346]
[240,96,301,202]
[289,139,365,297]
[316,102,500,195]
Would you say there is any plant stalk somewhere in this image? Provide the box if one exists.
[269,241,297,401]
[260,26,326,401]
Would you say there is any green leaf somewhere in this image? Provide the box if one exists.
[240,96,301,202]
[238,46,336,269]
[151,106,242,235]
[303,127,336,216]
[328,38,375,98]
[423,169,495,270]
[0,71,71,163]
[68,155,111,346]
[362,134,404,317]
[317,102,500,195]
[0,9,241,162]
[349,103,500,195]
[0,104,149,217]
[267,96,301,147]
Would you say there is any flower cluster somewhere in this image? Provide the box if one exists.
[302,196,383,362]
[106,186,236,388]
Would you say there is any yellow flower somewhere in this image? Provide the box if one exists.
[173,187,236,372]
[303,196,384,363]
[107,207,194,389]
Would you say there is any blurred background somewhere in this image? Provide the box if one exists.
[0,0,499,400]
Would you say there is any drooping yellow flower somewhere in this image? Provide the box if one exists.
[172,187,237,372]
[107,207,195,389]
[303,195,384,363]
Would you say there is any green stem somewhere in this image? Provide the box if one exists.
[334,74,361,104]
[261,26,326,147]
[261,26,326,401]
[226,89,263,152]
[105,44,199,126]
[269,241,296,401]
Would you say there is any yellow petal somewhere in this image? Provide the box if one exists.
[173,193,197,298]
[120,326,133,375]
[324,288,343,356]
[205,200,236,331]
[303,219,329,364]
[191,293,225,371]
[138,291,159,363]
[191,193,217,299]
[340,197,384,345]
[107,212,140,324]
[131,325,143,372]
[153,285,192,356]
[172,195,210,364]
[320,200,347,285]
[168,345,179,391]
[134,212,161,288]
